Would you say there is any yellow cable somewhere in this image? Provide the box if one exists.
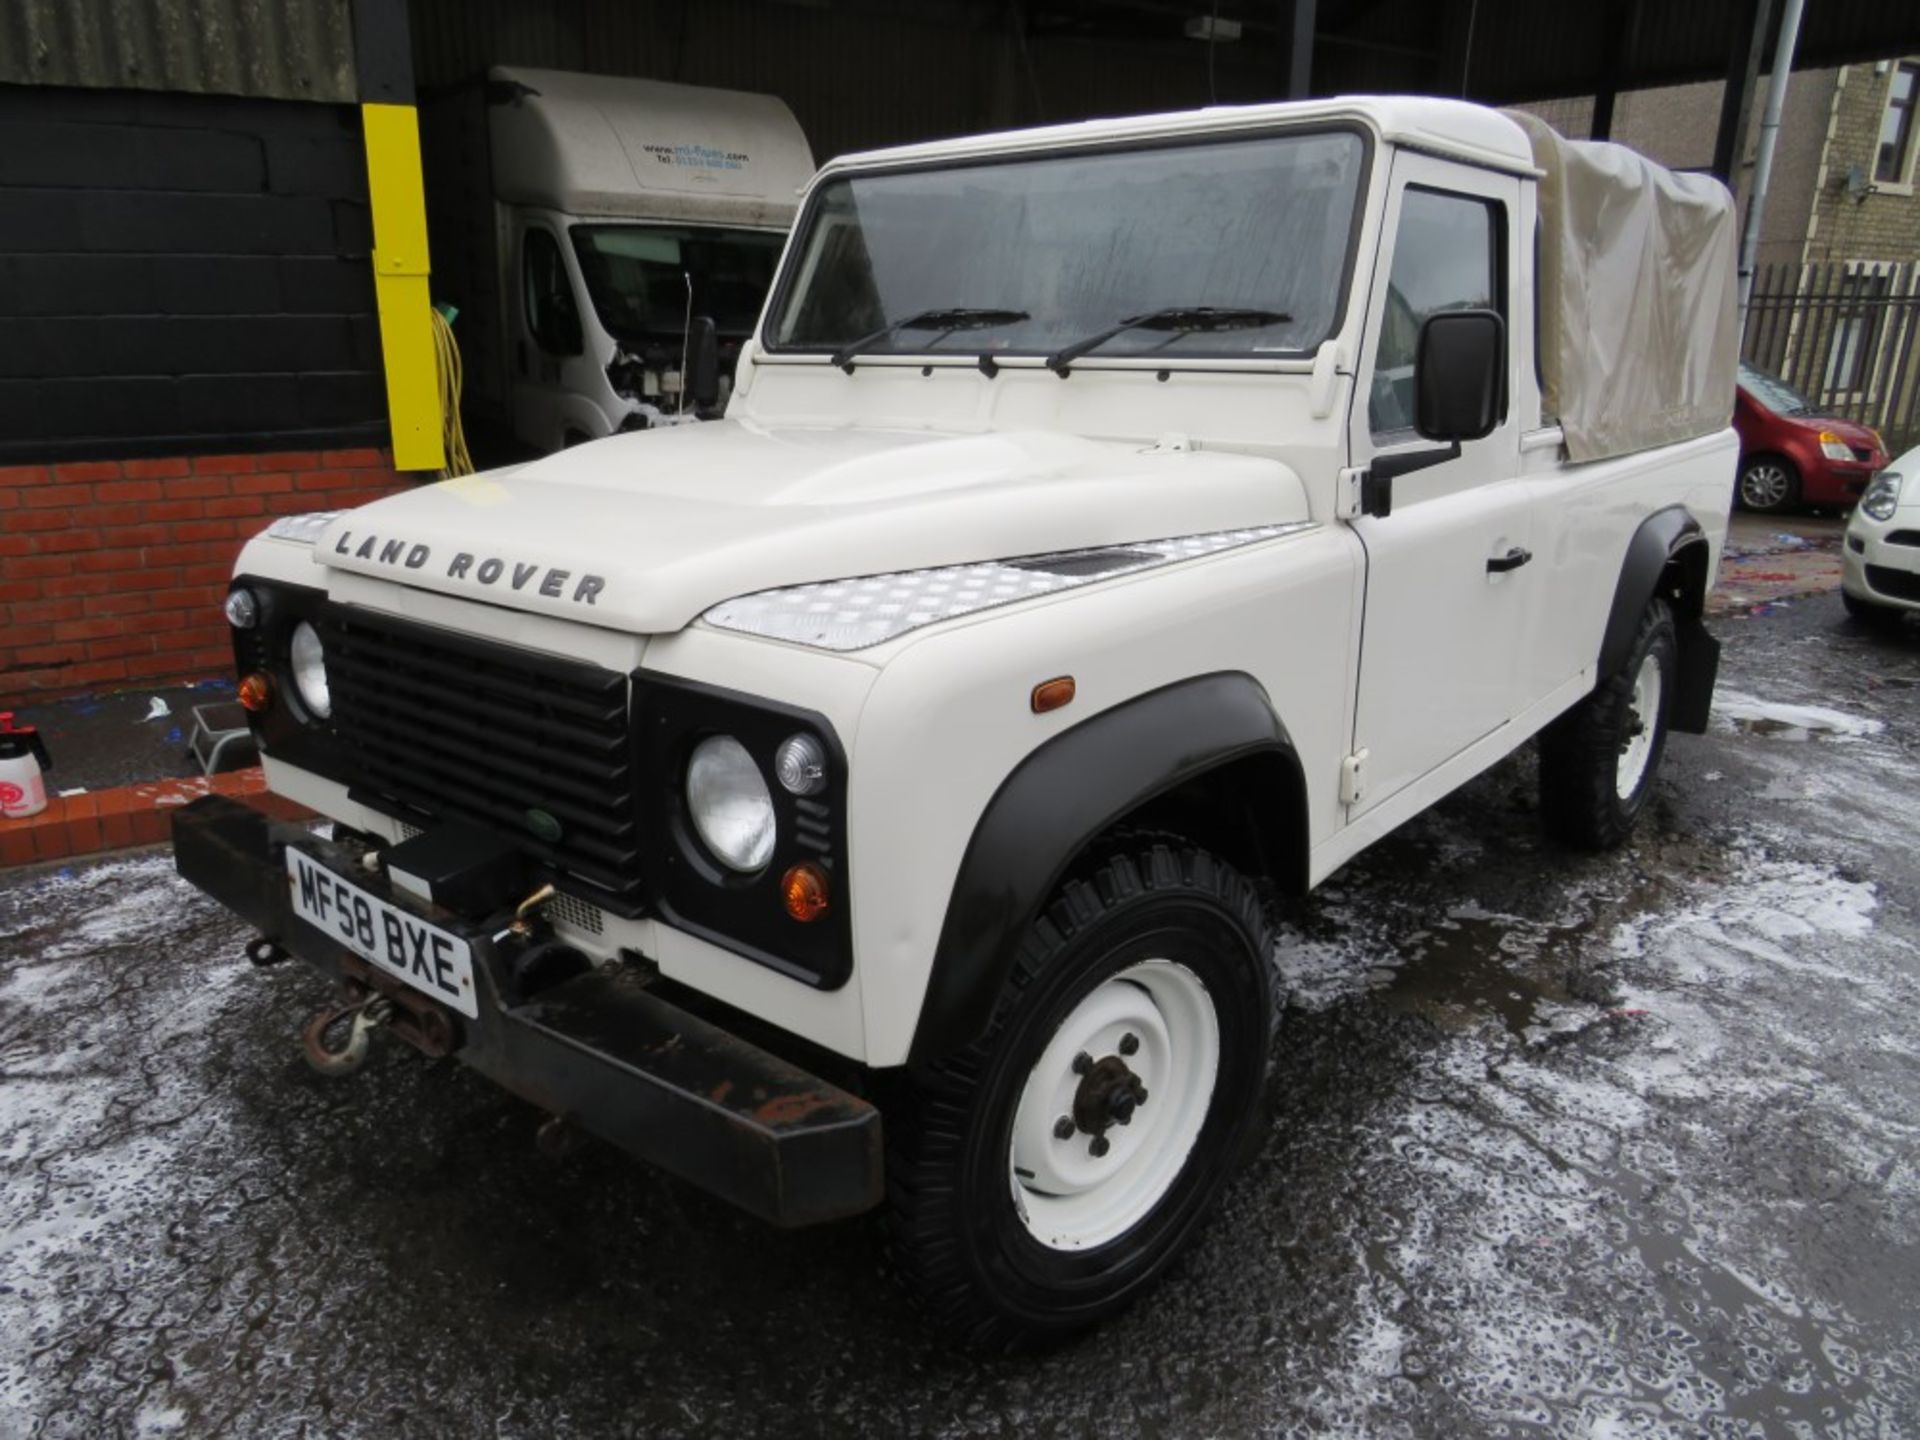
[431,305,475,478]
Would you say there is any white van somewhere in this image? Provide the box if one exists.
[423,66,814,452]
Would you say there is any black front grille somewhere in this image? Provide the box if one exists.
[1865,564,1920,604]
[321,607,642,913]
[1886,530,1920,548]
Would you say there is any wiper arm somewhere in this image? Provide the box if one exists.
[1044,306,1292,374]
[831,307,1031,372]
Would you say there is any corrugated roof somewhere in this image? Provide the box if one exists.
[0,0,356,103]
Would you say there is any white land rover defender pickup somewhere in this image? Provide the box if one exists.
[174,97,1739,1348]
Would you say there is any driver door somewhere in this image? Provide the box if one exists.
[1346,154,1531,818]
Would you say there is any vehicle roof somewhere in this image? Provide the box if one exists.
[486,64,814,227]
[819,95,1538,179]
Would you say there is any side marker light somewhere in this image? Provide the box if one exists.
[1031,676,1076,714]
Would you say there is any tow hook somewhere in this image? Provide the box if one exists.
[301,993,394,1077]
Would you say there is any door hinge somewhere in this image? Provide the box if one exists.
[1336,465,1396,521]
[1340,749,1369,807]
[1336,466,1368,520]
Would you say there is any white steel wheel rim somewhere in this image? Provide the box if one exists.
[1008,958,1220,1252]
[1741,462,1791,509]
[1616,653,1663,800]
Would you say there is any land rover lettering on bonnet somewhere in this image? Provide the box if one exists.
[174,96,1738,1349]
[327,529,607,605]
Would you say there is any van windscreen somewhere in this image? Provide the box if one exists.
[571,224,786,341]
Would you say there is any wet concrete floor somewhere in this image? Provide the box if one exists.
[2,594,1918,1438]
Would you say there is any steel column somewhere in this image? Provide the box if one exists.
[1286,0,1317,99]
[1712,0,1782,185]
[1738,0,1806,324]
[352,0,443,472]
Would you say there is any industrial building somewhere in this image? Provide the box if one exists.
[2,0,1917,698]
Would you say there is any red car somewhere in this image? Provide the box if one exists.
[1734,364,1890,513]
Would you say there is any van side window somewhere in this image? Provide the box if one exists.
[1368,188,1503,438]
[524,228,583,357]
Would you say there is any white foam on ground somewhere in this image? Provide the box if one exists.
[0,854,252,1430]
[1254,831,1919,1437]
[1713,690,1886,740]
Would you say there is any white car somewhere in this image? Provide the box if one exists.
[1842,449,1919,627]
[174,97,1740,1348]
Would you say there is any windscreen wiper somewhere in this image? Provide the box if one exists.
[831,307,1031,372]
[1044,306,1292,375]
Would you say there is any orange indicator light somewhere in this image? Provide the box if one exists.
[1031,676,1076,714]
[782,862,831,923]
[237,671,274,713]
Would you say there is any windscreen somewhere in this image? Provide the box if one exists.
[1739,363,1816,417]
[571,224,787,341]
[767,130,1367,362]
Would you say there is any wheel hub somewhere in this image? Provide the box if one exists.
[1070,1052,1150,1138]
[1007,958,1221,1251]
[1742,462,1791,509]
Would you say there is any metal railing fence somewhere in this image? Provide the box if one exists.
[1743,261,1920,454]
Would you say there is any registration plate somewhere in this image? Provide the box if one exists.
[285,849,479,1018]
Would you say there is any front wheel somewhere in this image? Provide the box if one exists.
[1539,598,1678,850]
[1736,455,1800,513]
[883,844,1275,1350]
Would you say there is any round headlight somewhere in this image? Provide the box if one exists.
[224,587,259,630]
[289,621,331,719]
[774,732,828,796]
[686,735,775,872]
[1861,471,1903,523]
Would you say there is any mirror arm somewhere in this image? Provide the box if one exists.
[1359,441,1461,519]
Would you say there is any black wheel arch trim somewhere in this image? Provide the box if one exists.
[1600,504,1719,735]
[907,671,1303,1068]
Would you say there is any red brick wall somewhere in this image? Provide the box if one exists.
[0,448,412,699]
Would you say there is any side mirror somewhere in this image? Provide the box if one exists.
[1414,309,1504,442]
[1358,309,1506,519]
[688,316,720,412]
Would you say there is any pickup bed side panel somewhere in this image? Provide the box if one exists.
[1517,428,1734,714]
[847,526,1361,1069]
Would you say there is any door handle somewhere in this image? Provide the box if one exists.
[1486,546,1532,574]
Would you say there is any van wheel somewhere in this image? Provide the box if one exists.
[1539,598,1677,850]
[883,843,1275,1350]
[1736,455,1799,513]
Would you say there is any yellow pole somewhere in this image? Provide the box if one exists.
[360,101,445,472]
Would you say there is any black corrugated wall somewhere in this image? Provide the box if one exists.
[407,0,1283,162]
[0,83,386,460]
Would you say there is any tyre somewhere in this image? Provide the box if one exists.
[1842,588,1906,630]
[884,843,1276,1350]
[1539,597,1678,850]
[1735,454,1800,513]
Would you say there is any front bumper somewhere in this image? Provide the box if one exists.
[1803,459,1882,505]
[1843,526,1920,612]
[172,794,883,1227]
